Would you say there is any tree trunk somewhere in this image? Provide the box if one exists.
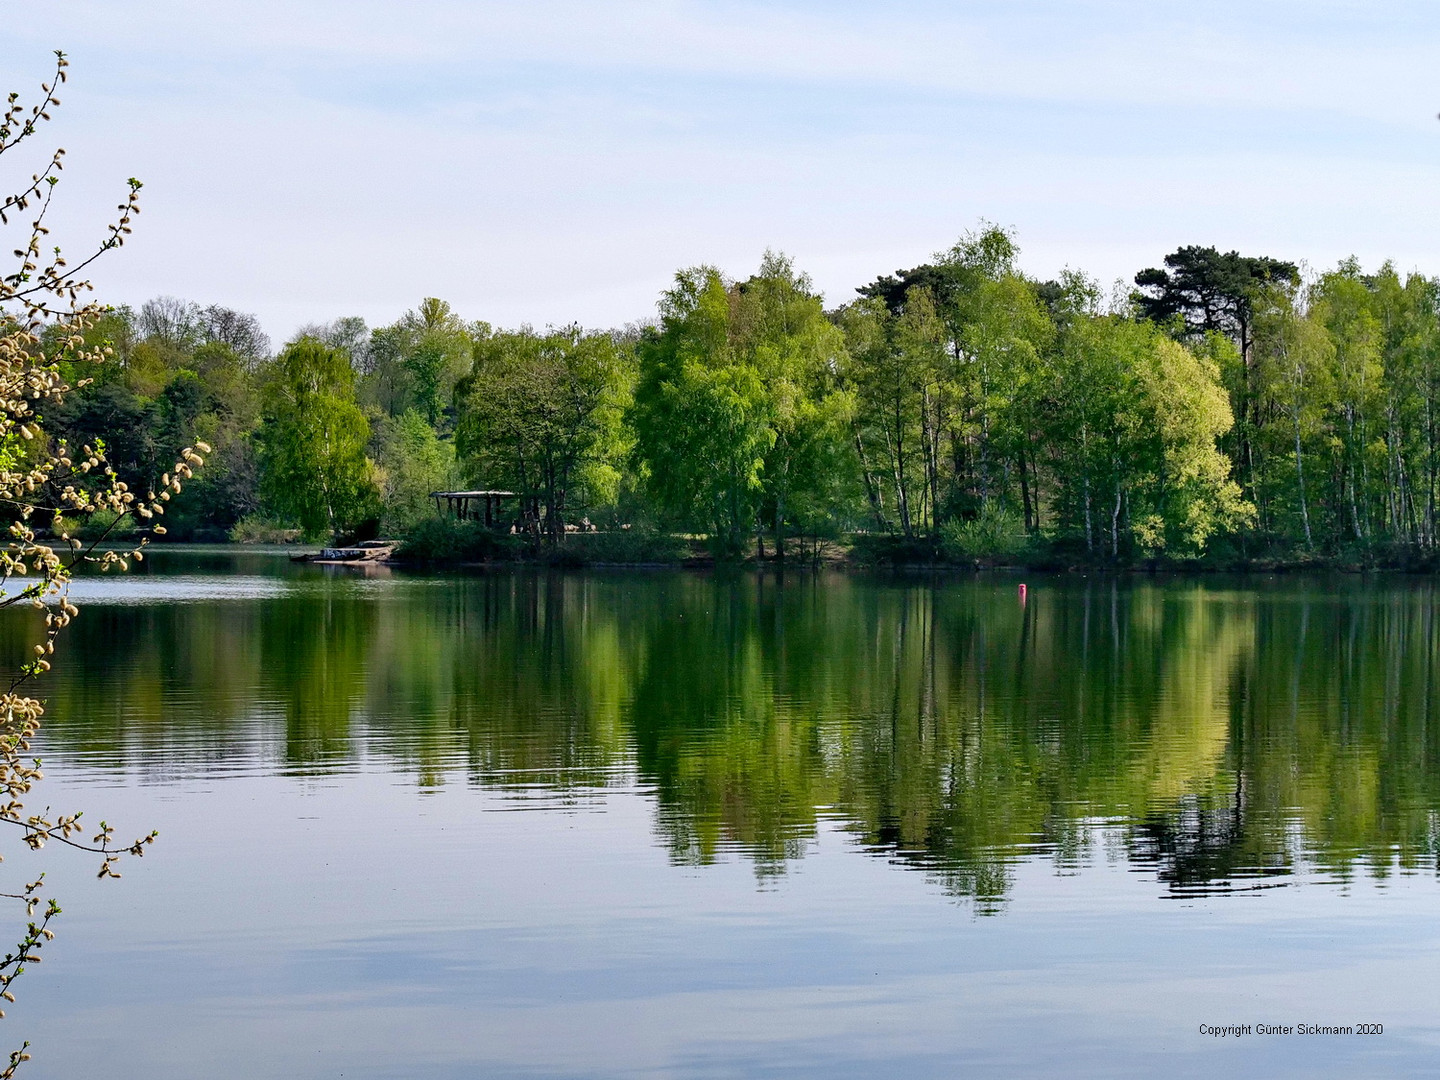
[854,429,887,531]
[890,421,912,538]
[1294,410,1312,549]
[1428,390,1437,548]
[774,489,785,561]
[1030,443,1043,533]
[921,385,939,538]
[1018,450,1033,534]
[1084,473,1093,554]
[1111,472,1122,559]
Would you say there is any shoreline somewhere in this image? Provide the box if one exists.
[126,535,1440,576]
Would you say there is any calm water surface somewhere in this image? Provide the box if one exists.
[8,550,1440,1077]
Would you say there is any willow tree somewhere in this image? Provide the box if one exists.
[0,51,208,1073]
[1132,335,1252,554]
[632,256,855,558]
[257,338,379,541]
[1043,312,1249,558]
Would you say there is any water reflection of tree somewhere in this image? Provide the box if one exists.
[259,590,376,768]
[626,575,826,872]
[20,572,1440,903]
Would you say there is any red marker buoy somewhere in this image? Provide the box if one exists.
[1019,583,1027,605]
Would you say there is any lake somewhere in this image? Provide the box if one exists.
[7,549,1440,1077]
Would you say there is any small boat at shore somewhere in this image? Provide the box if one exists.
[290,540,398,565]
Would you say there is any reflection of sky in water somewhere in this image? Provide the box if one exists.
[21,771,1440,1080]
[7,556,1440,1077]
[58,574,292,604]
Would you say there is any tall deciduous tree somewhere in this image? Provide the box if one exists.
[1042,309,1250,558]
[847,225,1051,538]
[731,252,855,557]
[835,296,924,535]
[1133,335,1253,553]
[361,299,473,425]
[1253,283,1333,548]
[631,267,774,556]
[1312,262,1383,542]
[456,325,628,540]
[1133,246,1300,515]
[373,409,457,532]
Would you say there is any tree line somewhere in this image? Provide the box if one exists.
[37,227,1440,563]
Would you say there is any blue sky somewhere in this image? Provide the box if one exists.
[8,1,1440,341]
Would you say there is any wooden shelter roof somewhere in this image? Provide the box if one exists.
[430,490,516,498]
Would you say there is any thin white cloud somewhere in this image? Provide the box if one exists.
[21,1,1440,119]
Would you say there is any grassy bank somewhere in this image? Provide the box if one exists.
[393,519,691,567]
[331,516,1440,574]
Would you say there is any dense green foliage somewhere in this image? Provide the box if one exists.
[457,325,629,541]
[631,255,854,557]
[38,232,1440,562]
